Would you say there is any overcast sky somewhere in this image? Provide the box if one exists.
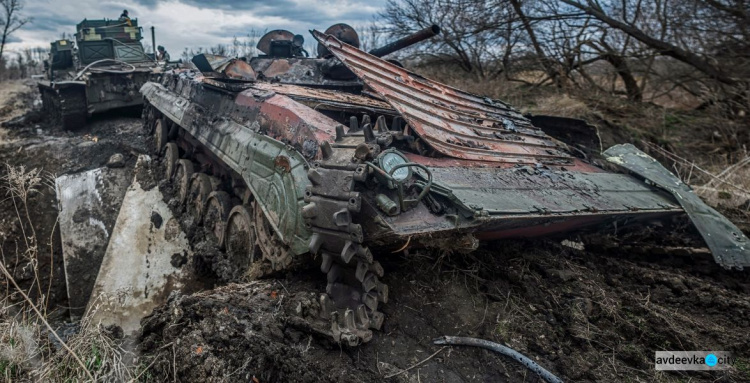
[5,0,386,55]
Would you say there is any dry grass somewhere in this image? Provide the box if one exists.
[0,81,30,124]
[38,310,137,382]
[529,94,591,118]
[642,142,750,210]
[2,164,47,308]
[0,163,146,382]
[0,300,42,382]
[0,163,47,382]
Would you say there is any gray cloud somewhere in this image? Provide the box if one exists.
[3,0,386,57]
[130,0,308,11]
[254,6,379,26]
[22,13,81,32]
[125,0,383,18]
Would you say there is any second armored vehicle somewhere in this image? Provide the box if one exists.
[38,18,158,129]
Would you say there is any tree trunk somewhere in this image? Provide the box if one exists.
[509,0,563,87]
[601,52,642,102]
[0,21,10,60]
[559,0,740,86]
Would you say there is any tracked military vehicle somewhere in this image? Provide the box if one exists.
[140,25,750,345]
[38,18,158,129]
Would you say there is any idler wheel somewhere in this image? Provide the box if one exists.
[145,106,156,134]
[174,159,194,204]
[186,173,213,222]
[254,202,292,270]
[203,191,232,245]
[162,142,179,180]
[224,205,261,274]
[153,119,168,153]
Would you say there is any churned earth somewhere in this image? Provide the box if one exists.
[0,81,748,382]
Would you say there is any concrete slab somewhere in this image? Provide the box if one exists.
[55,166,132,318]
[87,156,193,335]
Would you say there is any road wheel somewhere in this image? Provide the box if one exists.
[174,159,194,204]
[254,202,292,271]
[153,119,168,153]
[224,205,260,275]
[186,173,213,223]
[162,142,179,180]
[203,191,232,245]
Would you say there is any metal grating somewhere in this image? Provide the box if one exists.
[313,30,576,165]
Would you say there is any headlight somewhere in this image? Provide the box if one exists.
[379,150,411,182]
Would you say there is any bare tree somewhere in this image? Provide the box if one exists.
[0,0,31,61]
[231,29,264,58]
[380,0,524,79]
[380,0,598,84]
[379,0,748,109]
[509,0,563,85]
[557,0,743,86]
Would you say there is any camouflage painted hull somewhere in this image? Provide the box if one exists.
[37,17,157,130]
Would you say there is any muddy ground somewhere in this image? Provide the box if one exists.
[0,80,147,315]
[0,80,748,382]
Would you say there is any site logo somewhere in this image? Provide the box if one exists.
[705,353,718,367]
[655,351,735,371]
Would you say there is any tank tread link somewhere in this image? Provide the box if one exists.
[141,82,389,344]
[40,84,88,129]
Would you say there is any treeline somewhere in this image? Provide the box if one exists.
[0,47,46,80]
[180,30,272,62]
[179,28,331,62]
[376,0,749,112]
[0,0,37,80]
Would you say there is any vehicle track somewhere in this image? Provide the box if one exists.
[143,102,388,345]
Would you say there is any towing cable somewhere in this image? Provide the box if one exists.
[433,336,563,383]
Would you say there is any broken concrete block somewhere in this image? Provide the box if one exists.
[87,156,194,335]
[55,166,132,318]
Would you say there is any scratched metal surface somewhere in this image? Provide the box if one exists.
[313,30,575,165]
[428,166,679,215]
[252,82,395,114]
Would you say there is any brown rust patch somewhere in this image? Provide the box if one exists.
[402,152,603,172]
[274,155,292,173]
[253,82,392,110]
[314,30,577,165]
[263,59,292,78]
[235,89,338,160]
[223,60,256,81]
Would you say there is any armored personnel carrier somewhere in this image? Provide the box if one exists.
[140,25,750,345]
[38,18,157,129]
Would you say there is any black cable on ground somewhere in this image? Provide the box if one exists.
[433,336,563,383]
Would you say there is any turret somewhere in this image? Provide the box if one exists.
[238,24,442,88]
